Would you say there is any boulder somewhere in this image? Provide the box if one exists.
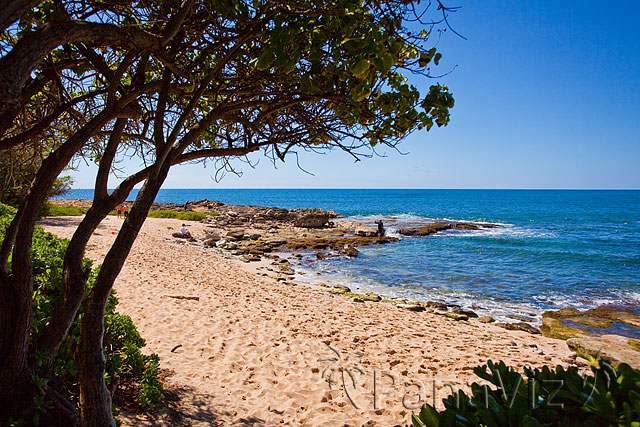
[205,230,222,241]
[477,316,495,323]
[203,239,218,248]
[344,245,360,257]
[452,308,479,318]
[354,226,378,237]
[444,312,468,321]
[425,301,448,311]
[294,213,330,228]
[226,230,246,241]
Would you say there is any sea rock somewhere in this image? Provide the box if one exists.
[332,285,351,294]
[477,316,495,323]
[540,306,640,340]
[452,308,479,318]
[444,312,468,321]
[344,245,360,257]
[566,335,640,368]
[497,322,541,335]
[425,301,448,311]
[452,223,480,230]
[294,213,330,228]
[354,226,378,237]
[398,222,452,236]
[397,303,425,312]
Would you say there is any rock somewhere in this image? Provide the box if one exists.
[397,304,425,312]
[248,233,262,240]
[561,352,577,364]
[344,245,359,257]
[360,293,381,302]
[477,316,495,323]
[241,254,261,262]
[540,306,640,341]
[332,285,351,294]
[203,239,218,248]
[294,213,330,228]
[354,225,378,237]
[425,301,448,311]
[205,230,222,241]
[452,308,478,318]
[398,222,452,236]
[566,335,640,368]
[172,232,189,239]
[226,230,246,241]
[497,322,541,335]
[444,312,469,321]
[452,223,480,230]
[227,211,238,217]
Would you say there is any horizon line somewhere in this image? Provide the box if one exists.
[67,187,640,191]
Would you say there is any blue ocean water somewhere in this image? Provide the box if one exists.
[61,189,640,321]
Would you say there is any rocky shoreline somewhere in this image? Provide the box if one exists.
[51,198,640,368]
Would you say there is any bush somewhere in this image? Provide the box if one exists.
[39,201,87,217]
[412,359,640,427]
[147,210,213,221]
[0,203,163,418]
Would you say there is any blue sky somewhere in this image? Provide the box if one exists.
[70,0,640,189]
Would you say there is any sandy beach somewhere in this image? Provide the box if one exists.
[39,215,576,426]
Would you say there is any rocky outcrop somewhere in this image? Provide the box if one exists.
[399,222,453,236]
[541,306,640,368]
[398,221,498,236]
[293,213,330,228]
[566,335,640,368]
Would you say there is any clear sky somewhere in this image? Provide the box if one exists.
[69,0,640,189]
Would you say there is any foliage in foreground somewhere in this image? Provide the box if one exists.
[0,204,163,421]
[412,360,640,427]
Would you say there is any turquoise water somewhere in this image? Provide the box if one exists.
[62,189,640,321]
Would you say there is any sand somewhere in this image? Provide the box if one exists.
[39,215,575,426]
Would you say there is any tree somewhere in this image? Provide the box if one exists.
[0,0,457,424]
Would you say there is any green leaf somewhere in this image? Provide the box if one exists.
[351,59,370,79]
[434,53,442,66]
[418,403,440,426]
[411,413,426,427]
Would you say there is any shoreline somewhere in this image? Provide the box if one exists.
[38,214,579,426]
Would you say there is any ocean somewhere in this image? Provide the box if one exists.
[60,189,640,322]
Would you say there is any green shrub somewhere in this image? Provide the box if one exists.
[412,360,640,427]
[39,201,87,217]
[0,203,163,417]
[147,210,213,221]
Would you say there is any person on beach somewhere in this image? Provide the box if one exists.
[123,204,129,218]
[180,224,192,238]
[117,204,123,219]
[376,220,385,238]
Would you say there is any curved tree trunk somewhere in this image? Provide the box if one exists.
[77,161,171,427]
[0,107,117,422]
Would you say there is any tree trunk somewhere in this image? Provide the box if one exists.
[0,273,32,422]
[77,161,171,427]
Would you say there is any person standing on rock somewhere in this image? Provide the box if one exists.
[376,220,385,238]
